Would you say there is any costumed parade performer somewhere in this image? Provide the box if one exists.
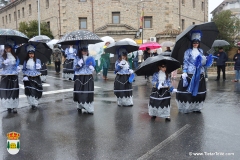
[63,45,77,80]
[176,30,215,113]
[22,44,43,110]
[73,46,95,114]
[114,51,135,106]
[0,40,21,113]
[149,61,177,121]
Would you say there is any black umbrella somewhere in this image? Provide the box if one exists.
[171,22,219,64]
[104,40,139,54]
[16,42,52,65]
[0,29,29,44]
[135,55,180,76]
[57,30,103,45]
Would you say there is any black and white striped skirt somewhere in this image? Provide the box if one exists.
[24,76,43,106]
[73,75,94,112]
[176,74,206,113]
[114,74,133,106]
[148,87,171,118]
[0,75,19,109]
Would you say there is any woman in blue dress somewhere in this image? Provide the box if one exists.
[73,46,95,114]
[63,45,77,80]
[176,31,214,113]
[0,40,21,113]
[22,44,43,110]
[114,52,134,106]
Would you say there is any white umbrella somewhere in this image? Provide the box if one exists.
[160,41,175,47]
[119,38,137,44]
[101,36,115,44]
[211,40,230,47]
[29,35,51,43]
[47,39,59,49]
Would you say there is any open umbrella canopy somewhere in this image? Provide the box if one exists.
[160,41,175,47]
[139,42,161,50]
[29,35,51,43]
[0,29,29,44]
[171,22,219,64]
[104,40,139,54]
[135,55,180,76]
[16,42,52,65]
[119,38,136,44]
[212,39,230,47]
[57,30,103,45]
[46,39,59,49]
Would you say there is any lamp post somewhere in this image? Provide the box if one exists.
[38,0,41,35]
[138,0,147,44]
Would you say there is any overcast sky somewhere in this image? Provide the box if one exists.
[208,0,224,21]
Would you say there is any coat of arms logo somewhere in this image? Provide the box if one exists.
[7,131,20,155]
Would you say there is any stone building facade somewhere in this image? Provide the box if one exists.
[0,0,208,44]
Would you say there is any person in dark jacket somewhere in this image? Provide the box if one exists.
[233,48,240,82]
[214,47,228,81]
[143,47,151,81]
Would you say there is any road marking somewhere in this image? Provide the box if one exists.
[19,86,101,98]
[19,83,50,89]
[137,124,191,160]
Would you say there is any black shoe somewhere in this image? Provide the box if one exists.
[215,79,219,81]
[223,79,226,81]
[31,105,37,110]
[165,117,171,121]
[194,110,201,113]
[151,116,157,120]
[77,108,82,113]
[12,108,17,113]
[88,112,94,115]
[7,108,12,113]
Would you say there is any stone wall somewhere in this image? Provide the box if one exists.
[1,0,208,40]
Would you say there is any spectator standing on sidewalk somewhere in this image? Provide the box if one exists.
[233,48,240,82]
[132,50,139,70]
[214,47,228,81]
[143,47,151,81]
[52,44,62,75]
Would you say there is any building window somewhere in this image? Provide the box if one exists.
[9,14,11,23]
[46,0,49,8]
[18,10,20,18]
[182,0,185,5]
[144,16,152,28]
[47,21,50,30]
[79,18,87,29]
[112,12,120,24]
[14,11,16,21]
[192,22,195,25]
[79,0,86,1]
[193,0,195,8]
[22,7,25,18]
[2,17,4,25]
[29,4,32,15]
[6,15,7,24]
[182,19,185,30]
[201,2,204,11]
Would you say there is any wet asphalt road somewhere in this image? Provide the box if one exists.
[0,66,240,160]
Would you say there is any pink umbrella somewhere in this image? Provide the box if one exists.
[139,42,161,50]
